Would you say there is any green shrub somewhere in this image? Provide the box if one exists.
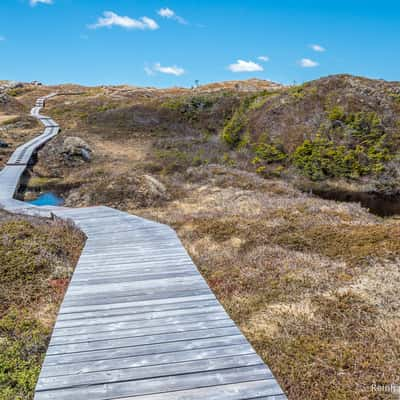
[327,109,383,143]
[344,112,382,143]
[293,137,329,180]
[328,106,346,122]
[253,143,287,163]
[388,91,400,103]
[161,98,186,111]
[294,109,394,180]
[0,310,49,400]
[221,153,236,166]
[221,110,248,147]
[161,95,216,123]
[95,103,117,113]
[288,86,305,100]
[293,133,392,181]
[6,88,29,97]
[248,91,277,111]
[155,149,190,173]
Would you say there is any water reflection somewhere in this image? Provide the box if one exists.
[28,192,64,207]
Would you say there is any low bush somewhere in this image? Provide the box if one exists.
[221,109,248,147]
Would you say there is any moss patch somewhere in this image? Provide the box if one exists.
[0,213,85,399]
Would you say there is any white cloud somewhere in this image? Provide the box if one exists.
[258,56,269,62]
[299,58,319,68]
[310,44,326,52]
[89,11,159,30]
[154,63,185,76]
[228,59,263,73]
[157,7,187,24]
[140,17,159,30]
[30,0,53,5]
[145,62,185,76]
[158,8,174,18]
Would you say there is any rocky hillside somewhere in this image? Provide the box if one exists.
[3,75,400,196]
[31,74,400,195]
[236,74,400,194]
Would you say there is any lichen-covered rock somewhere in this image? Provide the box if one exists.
[0,93,10,104]
[142,174,167,197]
[64,173,169,209]
[34,136,94,178]
[61,137,92,160]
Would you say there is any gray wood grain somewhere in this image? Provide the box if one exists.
[39,344,255,378]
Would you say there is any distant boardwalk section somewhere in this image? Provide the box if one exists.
[0,96,286,399]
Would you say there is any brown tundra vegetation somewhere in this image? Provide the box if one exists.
[1,75,400,399]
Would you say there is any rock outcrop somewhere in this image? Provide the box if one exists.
[61,137,92,163]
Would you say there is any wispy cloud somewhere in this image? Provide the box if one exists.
[30,0,53,6]
[157,8,187,24]
[228,59,263,73]
[0,36,5,42]
[144,66,155,76]
[258,55,269,62]
[89,11,159,30]
[145,62,185,76]
[299,58,319,68]
[310,44,326,52]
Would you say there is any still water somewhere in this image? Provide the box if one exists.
[28,192,64,207]
[312,189,400,217]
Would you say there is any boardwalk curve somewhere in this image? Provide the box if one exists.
[0,96,286,399]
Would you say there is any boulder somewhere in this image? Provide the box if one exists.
[0,93,10,104]
[80,148,91,162]
[0,139,9,148]
[142,174,168,198]
[61,137,92,163]
[8,81,23,89]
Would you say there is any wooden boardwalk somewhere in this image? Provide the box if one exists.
[0,96,286,399]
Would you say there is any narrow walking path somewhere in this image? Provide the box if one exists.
[0,96,286,399]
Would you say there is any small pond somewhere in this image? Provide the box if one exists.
[312,189,400,217]
[28,192,64,207]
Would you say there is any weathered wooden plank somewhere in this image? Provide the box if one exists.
[70,271,200,287]
[48,326,241,355]
[52,312,230,337]
[40,343,255,378]
[57,298,219,321]
[76,254,193,264]
[35,365,273,400]
[59,294,216,314]
[54,305,225,329]
[65,276,208,296]
[37,354,265,392]
[74,260,194,272]
[73,268,198,282]
[49,319,235,346]
[61,288,213,307]
[70,269,196,281]
[115,381,286,400]
[42,335,248,366]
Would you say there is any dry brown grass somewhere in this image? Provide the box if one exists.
[20,86,400,399]
[130,168,399,400]
[0,113,19,124]
[0,115,41,168]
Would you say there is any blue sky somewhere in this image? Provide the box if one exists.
[1,0,399,87]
